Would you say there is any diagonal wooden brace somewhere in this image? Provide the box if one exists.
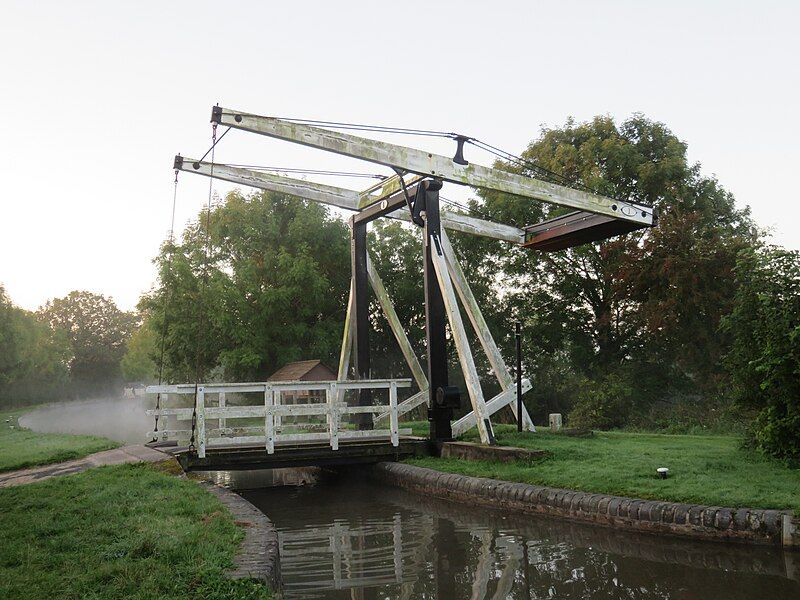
[439,230,535,432]
[429,234,494,444]
[451,378,532,438]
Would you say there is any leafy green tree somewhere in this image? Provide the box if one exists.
[722,246,800,459]
[0,285,70,407]
[143,189,351,382]
[120,321,158,382]
[459,114,755,427]
[40,291,135,393]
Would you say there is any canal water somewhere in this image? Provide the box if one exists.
[241,475,800,600]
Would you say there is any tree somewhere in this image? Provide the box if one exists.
[40,291,135,394]
[0,285,70,407]
[459,114,755,427]
[142,189,351,382]
[722,246,800,459]
[120,321,158,383]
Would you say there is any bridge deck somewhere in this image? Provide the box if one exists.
[149,436,430,471]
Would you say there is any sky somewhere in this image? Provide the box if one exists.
[1,0,798,312]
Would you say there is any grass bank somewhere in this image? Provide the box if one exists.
[0,409,119,473]
[404,423,800,512]
[0,461,270,599]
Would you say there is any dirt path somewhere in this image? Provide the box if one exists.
[0,445,170,488]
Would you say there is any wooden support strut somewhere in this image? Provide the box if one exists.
[179,159,526,244]
[439,230,535,432]
[429,231,495,445]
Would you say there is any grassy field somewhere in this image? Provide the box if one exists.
[0,409,119,473]
[403,422,800,512]
[0,461,270,599]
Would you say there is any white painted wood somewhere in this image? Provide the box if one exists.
[337,277,355,399]
[366,254,428,391]
[327,383,339,451]
[265,386,275,454]
[429,235,494,445]
[184,160,360,210]
[440,230,535,432]
[374,389,428,425]
[451,379,532,437]
[274,389,282,430]
[216,108,654,226]
[358,173,424,209]
[179,160,526,243]
[389,382,399,447]
[218,392,226,429]
[196,386,206,458]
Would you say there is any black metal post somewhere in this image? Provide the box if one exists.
[516,321,522,433]
[421,180,452,442]
[350,216,372,430]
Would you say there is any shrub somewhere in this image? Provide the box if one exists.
[722,246,800,460]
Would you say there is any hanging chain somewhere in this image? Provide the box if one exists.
[190,121,218,450]
[152,168,180,441]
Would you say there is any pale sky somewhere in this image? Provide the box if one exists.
[2,1,798,312]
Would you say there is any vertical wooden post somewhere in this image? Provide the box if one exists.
[328,382,339,450]
[265,384,275,454]
[196,386,206,458]
[389,381,399,447]
[218,391,226,430]
[274,390,282,431]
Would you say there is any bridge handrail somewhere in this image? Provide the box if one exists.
[146,378,411,457]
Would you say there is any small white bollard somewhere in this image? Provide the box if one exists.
[549,413,563,432]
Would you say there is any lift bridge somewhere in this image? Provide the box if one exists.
[147,106,656,471]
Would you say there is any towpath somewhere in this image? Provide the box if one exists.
[0,445,169,488]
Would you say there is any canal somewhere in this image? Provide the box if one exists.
[241,474,800,599]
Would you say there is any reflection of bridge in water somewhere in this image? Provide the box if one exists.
[243,479,800,599]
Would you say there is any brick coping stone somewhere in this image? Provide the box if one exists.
[198,481,281,591]
[370,462,799,548]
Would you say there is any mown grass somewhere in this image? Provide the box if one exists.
[0,409,119,473]
[0,462,270,599]
[403,422,800,512]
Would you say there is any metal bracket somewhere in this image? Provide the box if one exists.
[453,136,469,166]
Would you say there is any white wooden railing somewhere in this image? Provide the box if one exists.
[146,379,412,458]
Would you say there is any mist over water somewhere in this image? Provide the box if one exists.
[19,395,156,445]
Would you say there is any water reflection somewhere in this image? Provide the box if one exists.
[243,478,800,600]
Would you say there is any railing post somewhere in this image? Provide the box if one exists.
[274,390,282,432]
[196,386,206,458]
[328,382,339,450]
[265,384,275,454]
[218,391,226,430]
[389,381,399,447]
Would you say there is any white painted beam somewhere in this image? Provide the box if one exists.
[179,158,526,244]
[429,235,494,445]
[451,379,532,438]
[366,254,428,391]
[214,108,653,226]
[440,230,535,432]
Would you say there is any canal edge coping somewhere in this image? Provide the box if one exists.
[197,480,282,591]
[371,462,799,548]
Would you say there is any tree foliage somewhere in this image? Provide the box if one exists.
[141,189,351,382]
[722,246,800,459]
[39,291,135,394]
[460,114,756,427]
[0,286,70,407]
